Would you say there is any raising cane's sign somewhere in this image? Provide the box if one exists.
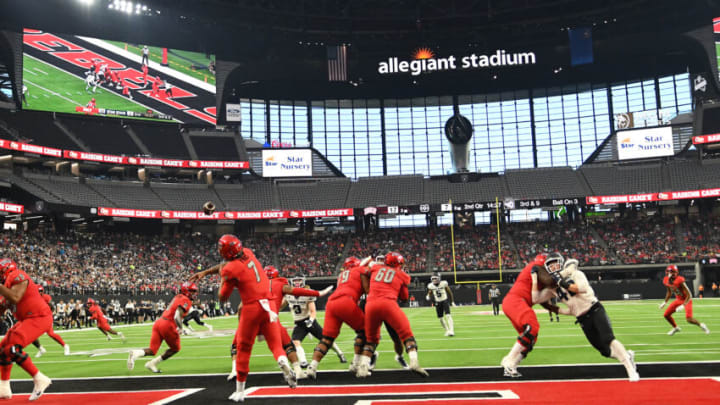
[586,187,720,204]
[97,207,354,220]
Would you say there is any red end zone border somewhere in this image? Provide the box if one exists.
[4,388,203,405]
[246,378,720,404]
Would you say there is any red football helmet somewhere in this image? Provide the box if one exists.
[181,281,199,299]
[0,258,17,282]
[38,285,44,294]
[265,266,279,279]
[666,264,679,278]
[86,298,95,307]
[385,252,405,268]
[218,234,243,260]
[344,256,361,270]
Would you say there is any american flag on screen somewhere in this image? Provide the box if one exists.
[327,45,348,82]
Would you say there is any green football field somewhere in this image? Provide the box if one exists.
[25,299,720,379]
[22,54,165,122]
[104,41,216,85]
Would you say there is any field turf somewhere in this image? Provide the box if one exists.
[27,299,720,379]
[22,54,162,121]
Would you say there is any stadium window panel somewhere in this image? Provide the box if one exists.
[674,73,692,113]
[562,93,579,118]
[536,148,552,168]
[549,120,566,144]
[503,125,519,147]
[518,146,534,168]
[517,122,533,146]
[642,80,657,110]
[489,148,505,172]
[386,153,402,175]
[504,148,520,170]
[534,122,550,146]
[369,155,384,176]
[488,124,504,149]
[565,142,583,167]
[486,100,502,125]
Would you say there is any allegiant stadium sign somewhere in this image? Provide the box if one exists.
[378,49,537,76]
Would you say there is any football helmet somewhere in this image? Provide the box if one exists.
[666,264,679,278]
[218,234,243,260]
[291,274,306,288]
[385,252,405,268]
[91,98,95,102]
[375,255,385,264]
[431,273,441,285]
[0,258,17,282]
[265,265,279,279]
[344,256,361,269]
[86,298,95,307]
[543,252,565,274]
[181,281,199,300]
[38,285,44,294]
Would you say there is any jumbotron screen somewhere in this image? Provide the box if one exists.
[21,28,217,125]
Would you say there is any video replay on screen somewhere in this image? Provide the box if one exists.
[22,28,217,125]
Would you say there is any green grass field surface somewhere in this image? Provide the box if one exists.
[22,55,168,122]
[25,299,720,380]
[104,41,216,85]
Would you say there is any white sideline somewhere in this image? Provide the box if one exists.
[77,36,216,94]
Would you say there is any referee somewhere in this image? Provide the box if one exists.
[489,284,501,316]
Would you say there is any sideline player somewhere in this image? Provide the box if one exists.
[659,265,710,335]
[500,253,558,378]
[426,273,455,336]
[283,274,346,367]
[547,253,639,382]
[127,282,198,372]
[357,252,428,377]
[87,299,125,341]
[489,284,501,316]
[0,258,53,400]
[31,286,70,358]
[213,235,297,402]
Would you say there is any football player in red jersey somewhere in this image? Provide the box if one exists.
[127,282,198,372]
[217,235,297,402]
[87,298,125,341]
[357,252,429,378]
[31,285,70,357]
[141,64,149,87]
[659,265,709,335]
[0,258,53,400]
[306,256,370,379]
[500,254,559,378]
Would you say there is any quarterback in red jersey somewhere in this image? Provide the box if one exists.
[216,235,297,402]
[31,285,70,358]
[224,265,333,381]
[306,256,370,379]
[659,265,709,335]
[127,282,198,372]
[0,258,53,400]
[358,252,428,378]
[500,254,559,378]
[87,299,125,341]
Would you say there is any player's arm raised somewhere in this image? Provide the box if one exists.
[189,261,226,283]
[0,279,28,305]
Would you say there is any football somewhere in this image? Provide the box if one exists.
[202,201,216,215]
[535,265,557,289]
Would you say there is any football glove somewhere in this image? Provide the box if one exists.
[559,278,573,290]
[451,302,457,307]
[425,295,431,302]
[549,271,563,284]
[304,318,314,328]
[658,301,667,309]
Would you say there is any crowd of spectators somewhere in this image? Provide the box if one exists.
[593,215,682,264]
[276,233,347,277]
[511,221,615,266]
[432,226,517,272]
[682,216,720,260]
[346,228,430,273]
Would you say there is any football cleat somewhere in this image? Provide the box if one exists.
[369,351,378,370]
[355,362,371,378]
[0,380,11,399]
[206,324,214,332]
[35,346,47,358]
[304,365,316,380]
[501,356,522,378]
[118,332,125,342]
[107,335,113,341]
[278,359,297,389]
[228,391,244,402]
[348,361,358,374]
[338,353,348,363]
[145,358,161,373]
[64,345,70,356]
[700,323,710,334]
[627,350,640,382]
[408,357,429,377]
[29,372,51,401]
[395,355,409,370]
[667,327,681,336]
[127,350,144,370]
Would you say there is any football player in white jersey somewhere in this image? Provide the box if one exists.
[426,273,455,336]
[283,274,346,367]
[84,73,97,94]
[546,252,639,382]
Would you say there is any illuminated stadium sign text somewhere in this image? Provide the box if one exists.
[378,50,537,76]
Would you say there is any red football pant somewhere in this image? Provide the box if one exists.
[323,295,365,339]
[665,298,693,326]
[97,319,111,333]
[149,319,180,354]
[502,294,540,342]
[235,301,286,382]
[0,315,52,379]
[46,327,66,347]
[365,298,413,344]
